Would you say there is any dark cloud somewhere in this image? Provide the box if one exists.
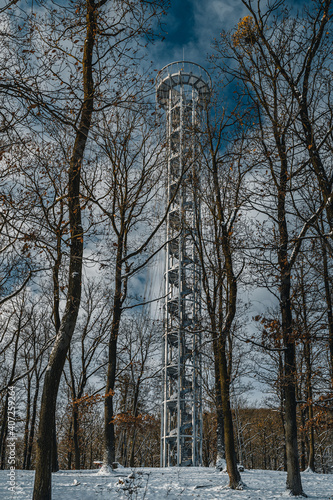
[151,0,246,70]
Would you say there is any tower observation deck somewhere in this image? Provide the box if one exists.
[156,61,211,467]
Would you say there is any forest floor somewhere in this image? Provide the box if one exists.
[0,466,332,499]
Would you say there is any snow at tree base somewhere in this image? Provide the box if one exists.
[1,467,333,499]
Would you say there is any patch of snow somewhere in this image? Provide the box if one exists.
[96,464,113,475]
[1,467,333,499]
[215,458,227,472]
[303,466,316,474]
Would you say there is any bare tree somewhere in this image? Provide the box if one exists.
[194,91,251,488]
[239,0,333,235]
[210,2,333,493]
[114,313,160,467]
[84,103,174,468]
[63,278,112,470]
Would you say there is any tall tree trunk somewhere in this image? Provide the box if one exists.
[0,393,8,470]
[280,253,304,494]
[67,420,73,470]
[22,377,31,469]
[283,331,303,495]
[300,406,306,472]
[278,352,287,472]
[300,268,315,472]
[26,380,39,470]
[321,238,333,389]
[213,333,225,463]
[216,388,225,463]
[32,3,96,497]
[279,247,304,494]
[218,340,241,488]
[68,350,81,470]
[304,339,315,471]
[207,151,242,489]
[129,381,141,468]
[103,328,117,467]
[104,237,124,467]
[129,429,137,468]
[275,127,305,496]
[0,322,20,469]
[307,401,315,472]
[73,404,81,470]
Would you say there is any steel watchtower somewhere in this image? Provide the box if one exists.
[156,61,211,467]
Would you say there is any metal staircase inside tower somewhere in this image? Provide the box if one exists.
[156,61,211,467]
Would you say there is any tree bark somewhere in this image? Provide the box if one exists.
[32,2,96,497]
[22,377,31,469]
[216,384,225,463]
[212,332,225,463]
[26,380,39,470]
[0,317,20,469]
[103,238,124,467]
[300,268,315,472]
[73,404,81,470]
[215,173,242,489]
[0,393,9,469]
[321,238,333,389]
[68,350,82,470]
[67,420,73,471]
[218,340,241,488]
[283,331,303,495]
[277,134,305,496]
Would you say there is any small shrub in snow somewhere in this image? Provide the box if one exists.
[115,471,149,499]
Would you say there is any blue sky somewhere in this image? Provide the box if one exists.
[151,0,248,72]
[150,0,308,73]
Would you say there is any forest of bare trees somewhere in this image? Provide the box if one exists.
[0,0,332,499]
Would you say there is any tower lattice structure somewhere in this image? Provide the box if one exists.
[156,61,211,467]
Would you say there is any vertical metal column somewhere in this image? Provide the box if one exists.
[156,61,211,467]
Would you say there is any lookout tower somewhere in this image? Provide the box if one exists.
[156,61,211,467]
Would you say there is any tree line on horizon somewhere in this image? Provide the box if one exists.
[0,0,332,498]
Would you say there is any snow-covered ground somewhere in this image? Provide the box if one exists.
[1,467,332,499]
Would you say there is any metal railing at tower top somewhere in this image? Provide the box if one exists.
[156,61,212,107]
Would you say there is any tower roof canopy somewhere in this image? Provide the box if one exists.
[156,61,211,107]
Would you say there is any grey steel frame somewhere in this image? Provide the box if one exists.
[156,62,211,467]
